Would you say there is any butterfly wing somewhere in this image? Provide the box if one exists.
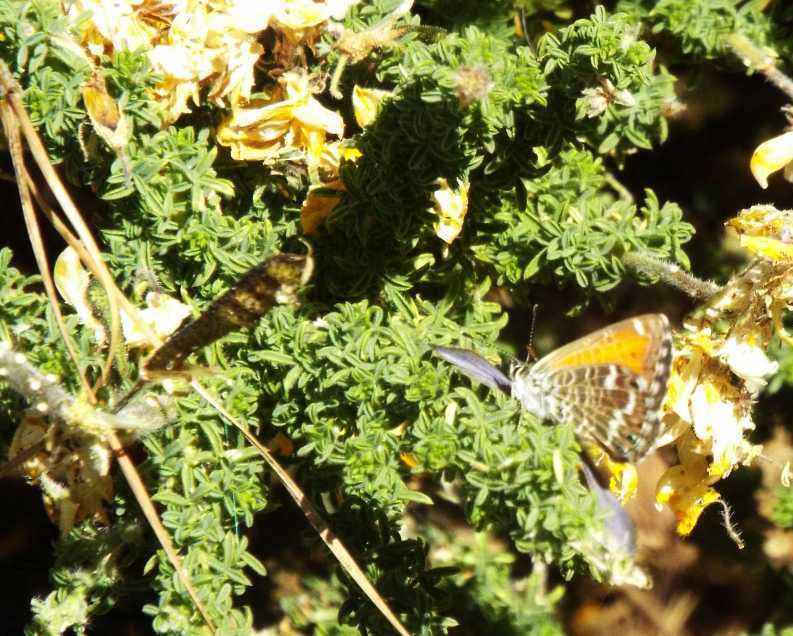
[433,346,513,395]
[531,314,672,463]
[580,458,636,555]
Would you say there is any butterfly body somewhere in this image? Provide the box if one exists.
[435,314,672,463]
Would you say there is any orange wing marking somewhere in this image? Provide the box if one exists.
[546,327,652,376]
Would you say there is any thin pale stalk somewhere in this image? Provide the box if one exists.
[727,33,793,102]
[193,381,411,636]
[22,171,122,389]
[106,431,216,633]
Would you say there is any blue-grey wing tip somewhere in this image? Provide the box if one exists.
[580,459,637,556]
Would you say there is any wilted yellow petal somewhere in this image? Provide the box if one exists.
[740,235,793,260]
[585,446,638,503]
[727,205,793,260]
[301,180,345,234]
[400,452,418,469]
[319,142,362,177]
[606,460,638,503]
[432,178,470,244]
[82,77,131,156]
[656,464,720,535]
[68,0,159,53]
[352,85,391,127]
[274,0,331,30]
[217,71,343,168]
[54,247,106,344]
[82,81,120,131]
[149,45,206,81]
[207,38,263,105]
[719,336,779,394]
[293,97,345,137]
[751,131,793,189]
[222,0,281,33]
[664,347,702,422]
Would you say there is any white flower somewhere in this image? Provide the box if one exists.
[689,382,758,478]
[121,292,192,348]
[718,336,779,394]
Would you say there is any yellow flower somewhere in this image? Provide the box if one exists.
[147,2,268,120]
[652,209,793,538]
[655,327,761,537]
[585,446,638,503]
[431,178,470,244]
[688,380,758,479]
[68,0,361,124]
[216,70,344,170]
[352,85,392,127]
[750,131,793,189]
[299,141,361,234]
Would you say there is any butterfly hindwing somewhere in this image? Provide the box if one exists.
[533,315,672,462]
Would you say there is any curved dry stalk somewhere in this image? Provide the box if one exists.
[20,170,124,391]
[0,63,158,383]
[106,431,216,630]
[0,63,213,631]
[0,93,93,401]
[194,383,410,636]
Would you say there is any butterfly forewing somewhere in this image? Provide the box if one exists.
[531,314,672,463]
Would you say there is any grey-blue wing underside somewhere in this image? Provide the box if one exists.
[433,346,512,395]
[580,459,637,556]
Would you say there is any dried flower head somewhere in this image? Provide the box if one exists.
[654,206,793,537]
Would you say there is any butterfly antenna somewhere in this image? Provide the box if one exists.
[519,9,534,52]
[526,303,539,362]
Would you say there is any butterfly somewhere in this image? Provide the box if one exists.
[434,314,672,463]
